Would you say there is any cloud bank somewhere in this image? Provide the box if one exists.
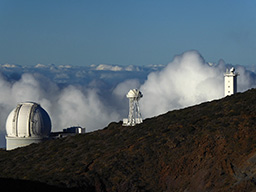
[0,50,256,148]
[139,51,225,117]
[0,73,119,144]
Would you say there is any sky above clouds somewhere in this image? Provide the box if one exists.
[0,0,256,66]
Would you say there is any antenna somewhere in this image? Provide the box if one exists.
[123,89,143,126]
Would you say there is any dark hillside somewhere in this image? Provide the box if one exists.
[1,89,256,191]
[0,178,75,192]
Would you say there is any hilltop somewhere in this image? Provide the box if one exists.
[1,89,256,191]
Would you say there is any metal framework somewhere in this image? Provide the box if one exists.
[123,89,143,126]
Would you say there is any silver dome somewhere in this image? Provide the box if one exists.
[6,102,51,138]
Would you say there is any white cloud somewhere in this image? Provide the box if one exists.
[56,86,119,131]
[35,63,48,68]
[138,51,224,117]
[96,64,123,71]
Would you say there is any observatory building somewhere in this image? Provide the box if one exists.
[224,67,239,96]
[123,89,143,126]
[5,102,52,150]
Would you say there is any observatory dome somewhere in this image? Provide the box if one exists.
[6,102,51,150]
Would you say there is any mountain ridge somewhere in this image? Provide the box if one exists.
[1,89,256,191]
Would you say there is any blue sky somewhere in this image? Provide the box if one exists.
[0,0,256,66]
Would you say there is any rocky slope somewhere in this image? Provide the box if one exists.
[1,89,256,191]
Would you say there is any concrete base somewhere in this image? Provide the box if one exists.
[6,136,45,150]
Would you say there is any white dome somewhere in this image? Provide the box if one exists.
[6,102,51,138]
[126,89,143,99]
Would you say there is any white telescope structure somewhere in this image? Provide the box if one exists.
[123,89,143,126]
[5,102,52,150]
[224,67,239,96]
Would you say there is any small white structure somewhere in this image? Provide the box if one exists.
[5,102,51,150]
[123,89,143,126]
[224,67,239,96]
[64,126,86,134]
[51,126,86,138]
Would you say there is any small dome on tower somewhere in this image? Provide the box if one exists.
[126,89,143,99]
[6,102,51,150]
